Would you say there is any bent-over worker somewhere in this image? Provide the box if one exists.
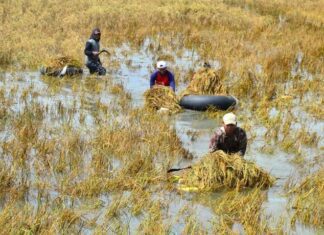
[209,112,247,156]
[150,61,175,91]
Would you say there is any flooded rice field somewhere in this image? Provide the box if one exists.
[0,39,323,234]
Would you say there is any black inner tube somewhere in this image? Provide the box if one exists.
[180,95,237,111]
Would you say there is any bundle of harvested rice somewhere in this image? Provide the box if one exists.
[181,68,227,97]
[41,56,83,76]
[180,151,275,191]
[144,85,182,113]
[290,169,324,226]
[45,56,83,70]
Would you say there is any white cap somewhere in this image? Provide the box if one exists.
[157,61,167,69]
[223,112,237,125]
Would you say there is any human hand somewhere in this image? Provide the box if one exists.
[92,51,99,56]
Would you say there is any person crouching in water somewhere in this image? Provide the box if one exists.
[209,112,247,156]
[84,28,106,75]
[150,61,175,91]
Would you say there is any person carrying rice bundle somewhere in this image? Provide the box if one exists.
[209,112,247,156]
[150,61,175,91]
[84,28,106,75]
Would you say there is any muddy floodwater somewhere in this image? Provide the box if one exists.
[0,42,323,234]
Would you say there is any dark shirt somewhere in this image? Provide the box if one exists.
[84,39,101,64]
[209,126,247,156]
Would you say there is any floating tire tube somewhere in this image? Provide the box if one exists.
[179,95,238,111]
[40,66,83,77]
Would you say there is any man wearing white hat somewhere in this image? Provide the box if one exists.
[209,112,247,156]
[150,61,176,91]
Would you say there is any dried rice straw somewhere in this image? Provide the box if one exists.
[180,150,275,191]
[144,85,182,113]
[181,68,227,98]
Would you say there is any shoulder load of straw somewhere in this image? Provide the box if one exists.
[181,67,227,97]
[144,85,182,113]
[180,151,275,191]
[41,56,83,76]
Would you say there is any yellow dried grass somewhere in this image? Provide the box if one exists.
[144,85,182,113]
[181,68,227,98]
[180,150,275,191]
[290,169,324,227]
[44,56,82,70]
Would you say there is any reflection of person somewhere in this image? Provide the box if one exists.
[84,28,106,75]
[209,113,247,156]
[150,61,175,91]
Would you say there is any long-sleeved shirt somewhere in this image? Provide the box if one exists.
[84,38,101,65]
[209,126,247,156]
[150,70,175,91]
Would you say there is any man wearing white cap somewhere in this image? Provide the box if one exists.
[150,61,176,91]
[209,112,247,156]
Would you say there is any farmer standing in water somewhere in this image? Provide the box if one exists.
[84,28,106,75]
[209,113,247,156]
[150,61,176,91]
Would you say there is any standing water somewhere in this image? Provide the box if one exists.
[0,39,323,234]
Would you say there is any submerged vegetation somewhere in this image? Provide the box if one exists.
[0,0,323,233]
[211,188,270,234]
[0,74,190,232]
[289,169,324,227]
